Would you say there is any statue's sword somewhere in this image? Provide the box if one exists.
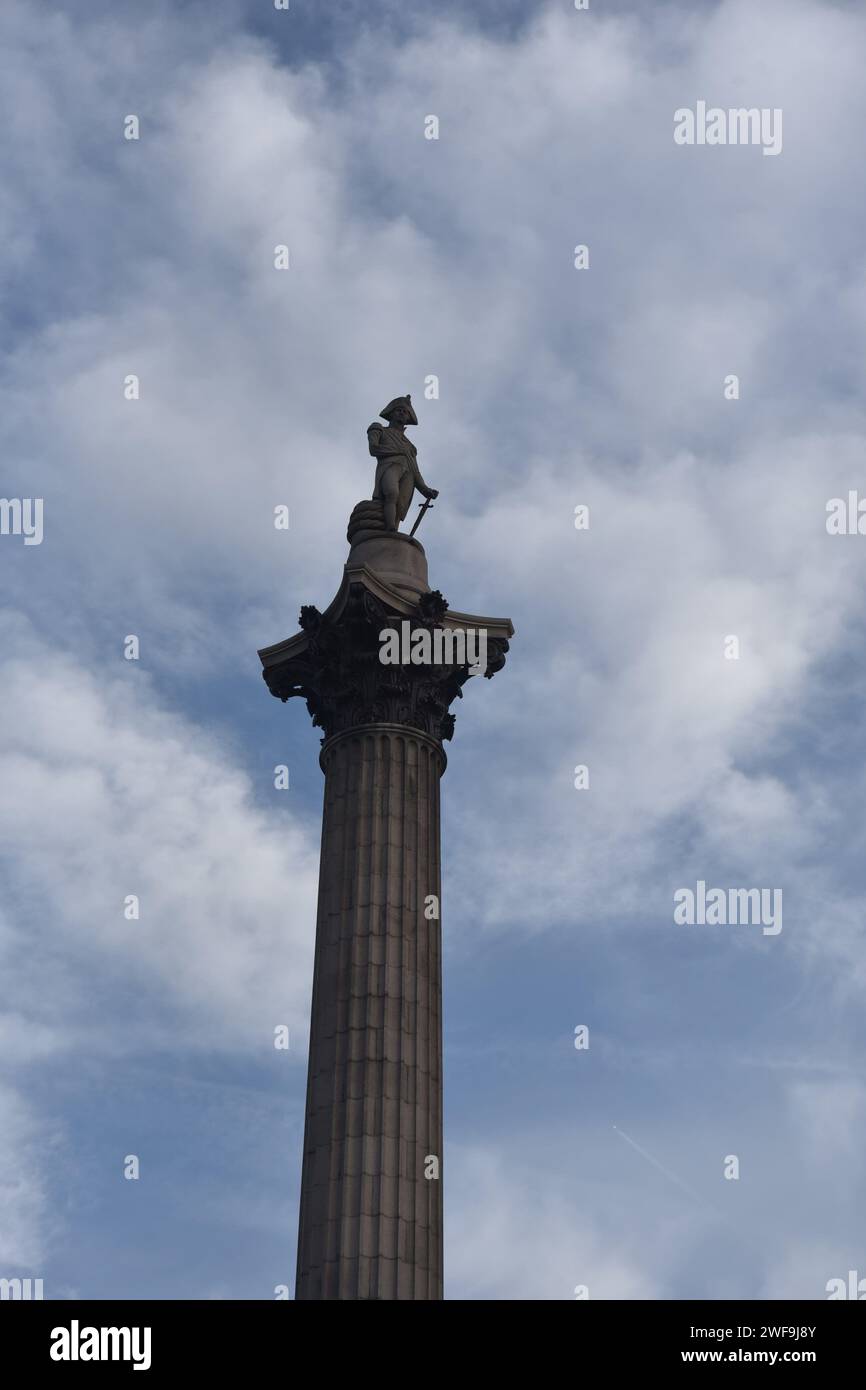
[409,496,434,538]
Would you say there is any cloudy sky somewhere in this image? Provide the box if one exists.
[2,0,865,1300]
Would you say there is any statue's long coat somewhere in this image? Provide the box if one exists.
[368,424,428,525]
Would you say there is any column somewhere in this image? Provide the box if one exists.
[258,564,512,1302]
[295,724,445,1300]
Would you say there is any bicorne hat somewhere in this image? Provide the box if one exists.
[380,394,418,426]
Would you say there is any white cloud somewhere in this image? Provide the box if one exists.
[446,1144,665,1300]
[787,1079,866,1166]
[0,612,319,1053]
[0,1084,53,1271]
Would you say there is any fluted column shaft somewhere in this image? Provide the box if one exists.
[295,722,445,1300]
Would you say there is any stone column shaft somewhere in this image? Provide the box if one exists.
[295,724,444,1300]
[259,544,512,1301]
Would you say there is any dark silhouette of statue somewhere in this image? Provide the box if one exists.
[368,395,438,531]
[348,396,438,541]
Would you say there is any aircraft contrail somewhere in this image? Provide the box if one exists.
[613,1125,707,1206]
[612,1123,765,1260]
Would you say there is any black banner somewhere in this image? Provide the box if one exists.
[2,1299,862,1376]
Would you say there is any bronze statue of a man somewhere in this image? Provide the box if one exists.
[367,395,438,532]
